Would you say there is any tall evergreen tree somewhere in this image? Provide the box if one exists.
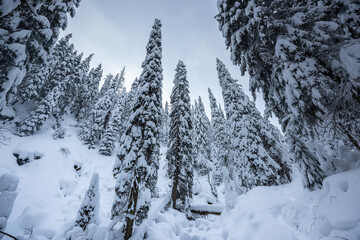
[122,77,140,125]
[217,59,279,194]
[76,64,103,121]
[0,0,81,110]
[192,96,212,176]
[79,68,125,147]
[111,19,163,240]
[216,0,358,188]
[159,101,170,145]
[99,88,127,156]
[99,74,113,98]
[208,88,230,185]
[166,60,193,212]
[70,54,95,118]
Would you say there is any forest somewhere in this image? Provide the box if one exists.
[0,0,359,239]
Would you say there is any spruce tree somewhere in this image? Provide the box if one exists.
[76,64,103,121]
[99,89,127,156]
[15,35,76,136]
[166,60,193,212]
[111,19,163,240]
[159,101,170,145]
[192,96,212,176]
[16,60,50,104]
[70,54,94,118]
[216,0,358,188]
[75,173,100,230]
[208,88,230,185]
[122,77,140,123]
[79,68,125,147]
[99,74,113,98]
[217,59,279,194]
[0,0,81,110]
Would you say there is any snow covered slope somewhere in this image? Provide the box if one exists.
[0,118,359,240]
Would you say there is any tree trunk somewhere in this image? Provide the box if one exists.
[124,180,139,240]
[171,166,179,209]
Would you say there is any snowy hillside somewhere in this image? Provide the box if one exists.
[1,118,359,239]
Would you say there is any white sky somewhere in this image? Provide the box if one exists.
[62,0,279,127]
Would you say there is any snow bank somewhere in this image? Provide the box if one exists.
[0,118,115,239]
[147,168,360,240]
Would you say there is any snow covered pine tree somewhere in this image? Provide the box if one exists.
[79,68,124,148]
[15,35,79,136]
[192,96,212,176]
[166,60,193,213]
[66,173,100,239]
[0,0,81,111]
[99,88,127,156]
[216,0,359,189]
[208,88,230,185]
[217,59,281,194]
[76,64,103,121]
[111,19,163,240]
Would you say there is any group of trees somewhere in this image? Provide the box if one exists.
[0,0,82,112]
[2,0,358,239]
[1,14,292,239]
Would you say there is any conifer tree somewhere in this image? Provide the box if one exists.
[217,59,279,194]
[99,89,127,156]
[159,101,170,145]
[192,96,212,176]
[208,88,230,185]
[70,54,94,118]
[76,64,103,121]
[75,173,100,230]
[79,68,125,147]
[99,74,113,98]
[16,61,51,104]
[122,77,140,123]
[166,60,193,212]
[0,0,81,110]
[216,0,357,188]
[111,19,163,240]
[15,35,76,136]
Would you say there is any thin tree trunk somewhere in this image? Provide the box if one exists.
[171,166,179,209]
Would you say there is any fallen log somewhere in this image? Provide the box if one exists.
[190,209,222,216]
[190,204,224,216]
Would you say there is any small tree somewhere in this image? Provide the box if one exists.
[75,173,100,230]
[99,89,127,156]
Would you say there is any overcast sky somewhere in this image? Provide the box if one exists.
[62,0,278,126]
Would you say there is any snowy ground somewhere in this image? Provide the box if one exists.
[0,118,359,240]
